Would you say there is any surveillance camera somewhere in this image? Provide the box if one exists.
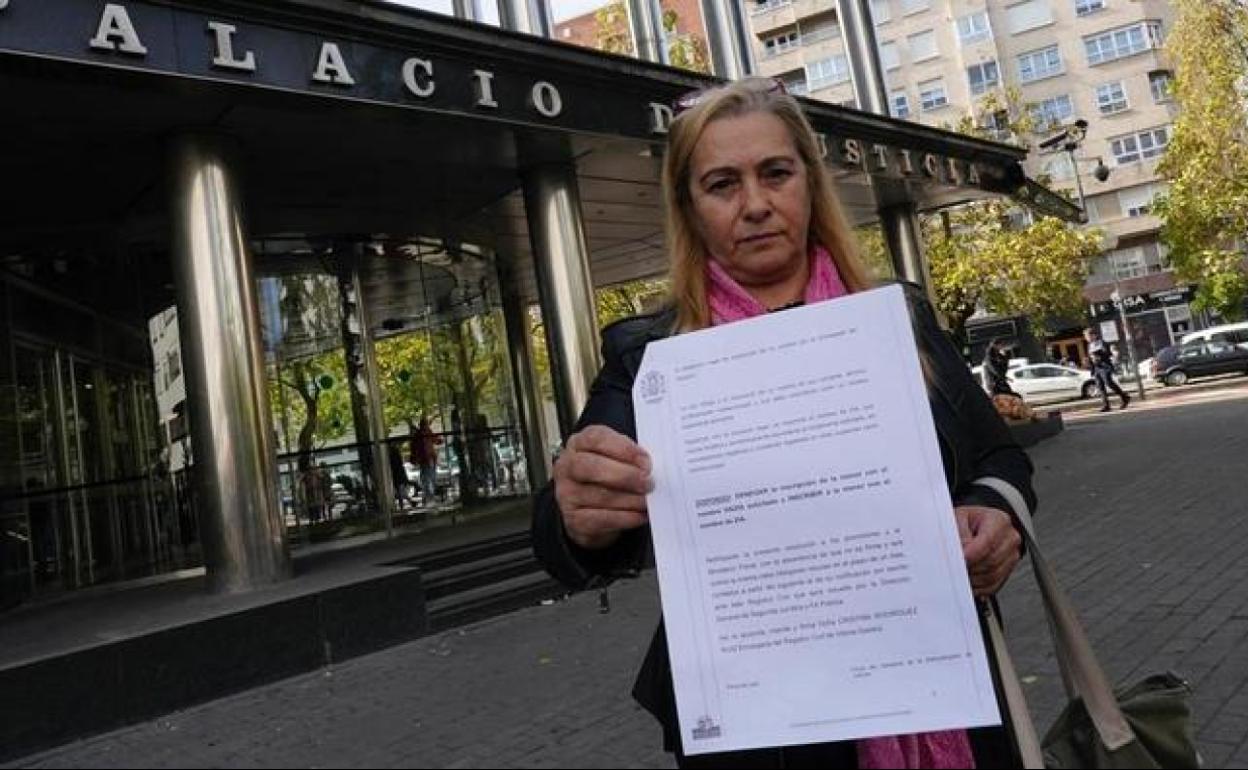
[1074,118,1089,131]
[1093,162,1110,182]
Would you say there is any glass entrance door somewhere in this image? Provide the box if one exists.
[6,343,178,601]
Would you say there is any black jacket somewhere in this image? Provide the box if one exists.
[532,283,1036,762]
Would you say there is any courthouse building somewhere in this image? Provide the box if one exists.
[0,0,1076,610]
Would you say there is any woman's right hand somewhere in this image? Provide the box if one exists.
[554,425,652,550]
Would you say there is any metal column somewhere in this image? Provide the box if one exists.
[344,256,397,533]
[499,0,552,37]
[839,0,932,291]
[837,0,888,114]
[626,0,668,64]
[521,156,601,439]
[700,0,754,80]
[452,0,492,23]
[168,133,290,594]
[497,256,551,488]
[880,203,932,290]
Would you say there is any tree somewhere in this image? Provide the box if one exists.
[593,0,712,73]
[1154,0,1248,320]
[920,87,1104,344]
[528,276,670,401]
[926,203,1102,344]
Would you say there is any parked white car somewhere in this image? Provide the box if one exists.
[1181,321,1248,350]
[972,363,1099,403]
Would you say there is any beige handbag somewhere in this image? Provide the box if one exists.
[978,477,1199,769]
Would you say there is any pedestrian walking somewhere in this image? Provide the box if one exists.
[1083,328,1130,412]
[408,416,441,504]
[982,339,1017,397]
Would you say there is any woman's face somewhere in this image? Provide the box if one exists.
[688,111,812,292]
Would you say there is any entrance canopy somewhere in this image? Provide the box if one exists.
[0,0,1077,310]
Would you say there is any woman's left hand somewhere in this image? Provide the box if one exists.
[955,506,1022,597]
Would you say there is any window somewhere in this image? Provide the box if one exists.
[1017,45,1063,82]
[1096,81,1129,114]
[801,18,839,44]
[1150,70,1174,102]
[1075,0,1105,16]
[1118,184,1160,217]
[763,31,801,57]
[1084,21,1163,65]
[1007,1,1054,35]
[1109,247,1148,280]
[752,0,791,14]
[879,40,901,69]
[919,78,948,110]
[871,0,891,24]
[1110,126,1170,164]
[909,29,938,61]
[807,55,850,90]
[1030,94,1074,130]
[956,12,992,45]
[967,60,1000,95]
[784,76,809,96]
[890,89,911,118]
[901,0,930,15]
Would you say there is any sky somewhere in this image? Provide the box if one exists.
[384,0,612,23]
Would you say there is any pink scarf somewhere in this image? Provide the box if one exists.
[705,244,977,770]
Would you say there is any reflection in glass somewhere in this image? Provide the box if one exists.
[257,237,530,546]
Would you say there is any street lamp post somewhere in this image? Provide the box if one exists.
[1110,289,1149,400]
[1049,119,1146,401]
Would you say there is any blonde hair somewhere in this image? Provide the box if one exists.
[662,77,877,332]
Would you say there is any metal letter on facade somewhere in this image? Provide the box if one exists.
[401,57,435,97]
[167,134,291,594]
[473,69,499,108]
[530,81,563,118]
[312,42,355,85]
[647,102,673,135]
[89,3,149,55]
[207,21,257,72]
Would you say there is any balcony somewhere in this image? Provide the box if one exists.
[1094,213,1162,249]
[794,0,833,20]
[751,1,798,35]
[758,47,806,77]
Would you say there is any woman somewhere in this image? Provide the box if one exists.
[532,78,1036,769]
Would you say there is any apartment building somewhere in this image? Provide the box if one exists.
[748,0,1193,361]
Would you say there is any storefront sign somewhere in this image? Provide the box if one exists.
[1089,286,1196,319]
[0,0,1001,193]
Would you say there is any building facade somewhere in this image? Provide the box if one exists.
[748,0,1199,364]
[0,0,1072,612]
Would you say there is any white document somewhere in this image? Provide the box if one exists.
[633,284,1000,755]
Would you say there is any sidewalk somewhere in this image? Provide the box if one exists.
[1034,372,1247,417]
[9,387,1248,768]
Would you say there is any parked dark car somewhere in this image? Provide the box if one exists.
[1152,340,1248,386]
